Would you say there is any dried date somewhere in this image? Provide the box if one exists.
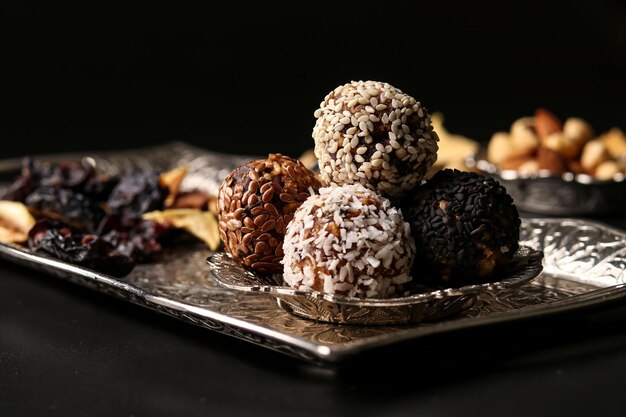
[28,219,135,277]
[107,170,168,219]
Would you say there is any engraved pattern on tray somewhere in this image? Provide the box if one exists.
[1,142,625,363]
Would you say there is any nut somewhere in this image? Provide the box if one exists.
[510,117,539,155]
[598,128,626,159]
[580,140,610,174]
[537,146,568,174]
[487,132,515,164]
[594,160,621,180]
[543,132,580,160]
[563,117,593,146]
[534,108,562,141]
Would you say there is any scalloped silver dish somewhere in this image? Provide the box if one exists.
[466,150,626,216]
[207,246,544,325]
[1,142,625,364]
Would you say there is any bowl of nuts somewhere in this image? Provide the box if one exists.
[466,109,626,216]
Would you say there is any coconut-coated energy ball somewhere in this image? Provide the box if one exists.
[217,153,321,274]
[282,184,415,298]
[404,169,520,286]
[312,80,439,200]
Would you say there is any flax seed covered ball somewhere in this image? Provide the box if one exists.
[313,80,439,200]
[404,169,520,286]
[282,184,415,298]
[217,154,321,274]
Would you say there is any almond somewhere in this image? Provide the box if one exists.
[537,146,567,174]
[534,108,562,141]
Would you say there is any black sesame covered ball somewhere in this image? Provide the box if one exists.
[217,154,322,274]
[312,80,439,201]
[404,169,520,285]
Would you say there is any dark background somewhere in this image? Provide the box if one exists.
[3,2,626,416]
[2,1,626,160]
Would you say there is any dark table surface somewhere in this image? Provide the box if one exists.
[2,2,626,415]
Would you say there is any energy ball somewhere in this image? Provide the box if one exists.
[312,80,439,200]
[217,153,321,274]
[404,169,520,286]
[282,184,415,299]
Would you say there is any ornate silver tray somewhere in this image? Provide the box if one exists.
[1,142,625,364]
[207,246,544,325]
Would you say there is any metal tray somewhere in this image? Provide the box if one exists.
[1,142,625,364]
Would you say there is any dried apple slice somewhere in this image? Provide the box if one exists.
[0,200,36,244]
[143,208,221,250]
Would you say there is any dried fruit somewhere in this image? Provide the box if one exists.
[107,170,168,220]
[0,200,36,243]
[0,157,214,276]
[28,219,135,277]
[143,208,221,250]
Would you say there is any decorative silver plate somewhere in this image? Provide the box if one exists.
[1,143,625,364]
[207,246,544,325]
[466,149,626,216]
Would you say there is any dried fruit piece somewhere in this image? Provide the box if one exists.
[25,186,106,232]
[107,170,168,220]
[160,165,188,208]
[28,219,135,277]
[0,200,36,243]
[143,208,221,250]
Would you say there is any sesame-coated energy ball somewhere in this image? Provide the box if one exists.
[404,169,521,286]
[217,154,321,274]
[313,80,439,200]
[282,184,415,299]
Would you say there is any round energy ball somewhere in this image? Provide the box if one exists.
[312,80,439,200]
[404,169,521,286]
[282,184,415,298]
[217,153,321,273]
